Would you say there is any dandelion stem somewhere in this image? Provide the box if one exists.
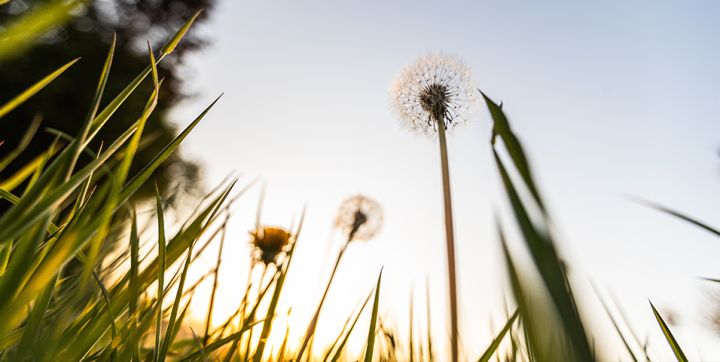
[436,117,460,362]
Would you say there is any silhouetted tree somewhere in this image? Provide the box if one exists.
[0,0,215,204]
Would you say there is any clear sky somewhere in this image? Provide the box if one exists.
[169,1,720,360]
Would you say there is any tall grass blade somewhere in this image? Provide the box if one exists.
[0,59,79,119]
[155,185,166,361]
[649,301,687,362]
[329,288,374,362]
[478,309,519,362]
[481,91,545,212]
[129,209,141,361]
[364,268,383,362]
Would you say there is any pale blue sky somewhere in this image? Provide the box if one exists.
[170,1,720,359]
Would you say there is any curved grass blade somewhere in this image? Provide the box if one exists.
[493,149,592,361]
[478,309,519,362]
[631,197,720,238]
[0,115,41,172]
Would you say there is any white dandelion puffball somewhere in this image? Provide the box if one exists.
[335,194,383,241]
[391,53,477,134]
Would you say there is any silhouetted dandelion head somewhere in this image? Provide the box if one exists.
[250,226,293,265]
[391,53,476,134]
[335,195,383,241]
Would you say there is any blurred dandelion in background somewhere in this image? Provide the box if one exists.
[335,194,384,242]
[296,194,383,359]
[249,226,293,265]
[391,52,477,362]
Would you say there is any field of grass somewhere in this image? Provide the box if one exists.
[0,4,714,362]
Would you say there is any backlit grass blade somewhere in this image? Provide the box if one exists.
[14,274,58,359]
[66,34,115,180]
[154,185,166,362]
[0,142,62,192]
[129,209,141,361]
[478,309,519,362]
[179,321,265,362]
[0,115,40,172]
[425,278,434,362]
[481,91,545,212]
[590,283,639,362]
[82,11,201,148]
[329,288,374,362]
[364,268,383,362]
[632,197,720,238]
[203,210,228,345]
[498,224,543,360]
[493,149,592,360]
[650,301,687,362]
[0,59,79,119]
[118,94,222,205]
[159,236,197,360]
[160,10,202,57]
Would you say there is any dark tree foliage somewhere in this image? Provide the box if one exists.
[0,0,215,204]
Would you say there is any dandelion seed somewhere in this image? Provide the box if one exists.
[391,53,476,135]
[249,226,292,265]
[335,194,383,242]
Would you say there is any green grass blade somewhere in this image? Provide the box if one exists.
[364,268,383,362]
[649,301,687,362]
[66,34,115,180]
[493,149,592,360]
[0,0,85,62]
[129,209,141,361]
[118,94,222,205]
[160,10,202,57]
[590,283,639,362]
[159,236,197,360]
[481,91,545,212]
[329,288,374,362]
[0,115,41,172]
[478,309,519,362]
[203,211,228,345]
[0,59,79,119]
[632,197,720,238]
[154,184,166,362]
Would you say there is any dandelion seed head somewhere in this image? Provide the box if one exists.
[335,195,383,241]
[250,226,292,265]
[391,53,477,135]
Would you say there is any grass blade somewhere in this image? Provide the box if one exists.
[649,301,687,362]
[478,309,519,362]
[155,185,166,361]
[0,59,79,119]
[364,268,383,362]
